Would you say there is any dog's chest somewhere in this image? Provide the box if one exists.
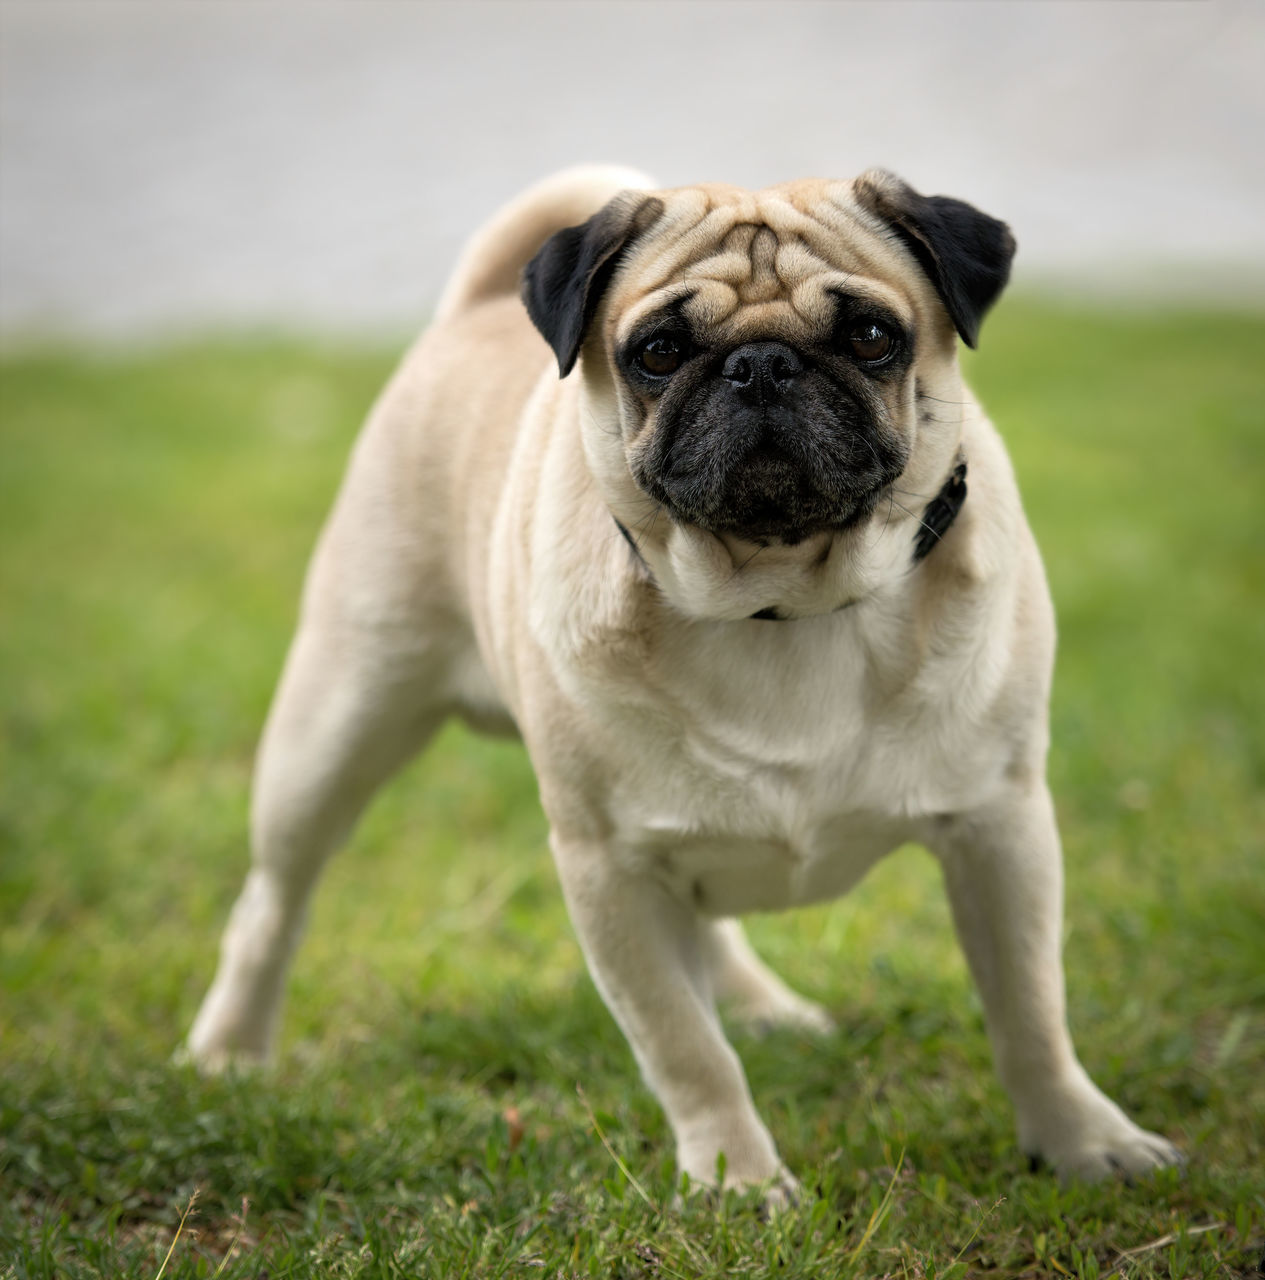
[599,613,1012,915]
[621,759,912,917]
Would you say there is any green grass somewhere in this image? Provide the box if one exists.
[1,300,1263,1278]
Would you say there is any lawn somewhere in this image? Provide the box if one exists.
[1,300,1262,1278]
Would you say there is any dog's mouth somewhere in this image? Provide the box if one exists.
[640,453,894,547]
[715,461,892,546]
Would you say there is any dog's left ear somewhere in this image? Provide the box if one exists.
[523,192,664,377]
[855,170,1016,349]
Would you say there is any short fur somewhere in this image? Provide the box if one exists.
[188,166,1179,1200]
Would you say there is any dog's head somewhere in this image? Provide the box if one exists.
[523,172,1014,618]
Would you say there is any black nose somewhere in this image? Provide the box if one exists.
[722,342,803,401]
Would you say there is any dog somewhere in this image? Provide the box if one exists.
[187,166,1181,1200]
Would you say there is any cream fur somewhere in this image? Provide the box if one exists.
[187,167,1180,1199]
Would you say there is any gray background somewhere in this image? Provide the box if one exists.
[2,0,1262,343]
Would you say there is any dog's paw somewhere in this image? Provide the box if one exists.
[1033,1124,1182,1183]
[675,1114,797,1211]
[1020,1084,1182,1183]
[674,1163,801,1216]
[729,991,835,1038]
[756,1165,803,1214]
[177,1034,270,1076]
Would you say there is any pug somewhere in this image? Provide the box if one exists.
[187,166,1181,1199]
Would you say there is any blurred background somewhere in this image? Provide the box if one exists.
[3,0,1263,342]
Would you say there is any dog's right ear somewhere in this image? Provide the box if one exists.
[523,193,664,378]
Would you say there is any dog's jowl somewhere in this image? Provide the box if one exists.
[188,167,1181,1201]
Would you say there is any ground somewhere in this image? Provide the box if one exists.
[1,299,1262,1277]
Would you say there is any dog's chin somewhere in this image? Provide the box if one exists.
[711,491,884,547]
[652,481,889,550]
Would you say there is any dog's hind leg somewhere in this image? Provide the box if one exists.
[702,919,835,1036]
[186,595,450,1069]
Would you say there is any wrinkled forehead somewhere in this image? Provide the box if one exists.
[608,182,919,345]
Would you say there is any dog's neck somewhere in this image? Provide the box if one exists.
[910,451,969,565]
[611,450,967,622]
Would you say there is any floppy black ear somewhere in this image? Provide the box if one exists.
[855,170,1015,349]
[522,192,664,377]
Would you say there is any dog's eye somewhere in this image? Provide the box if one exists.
[639,336,686,377]
[847,322,894,364]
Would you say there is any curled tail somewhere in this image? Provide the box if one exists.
[433,165,655,324]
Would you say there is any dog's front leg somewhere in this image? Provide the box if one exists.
[928,784,1181,1180]
[552,836,794,1200]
